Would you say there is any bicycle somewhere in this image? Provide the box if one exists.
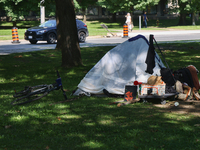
[11,71,67,105]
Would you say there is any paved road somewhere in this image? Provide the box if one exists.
[0,29,200,55]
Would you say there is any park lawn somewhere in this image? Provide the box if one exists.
[0,21,40,40]
[167,25,200,30]
[1,43,200,149]
[0,29,26,40]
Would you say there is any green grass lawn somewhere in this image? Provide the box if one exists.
[1,43,200,149]
[0,21,40,40]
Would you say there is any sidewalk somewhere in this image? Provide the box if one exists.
[117,29,200,37]
[87,28,200,40]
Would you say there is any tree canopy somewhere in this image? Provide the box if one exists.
[74,0,97,22]
[96,0,159,22]
[0,0,39,23]
[97,0,160,13]
[170,0,200,25]
[0,0,56,25]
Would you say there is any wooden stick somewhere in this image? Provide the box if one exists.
[117,98,140,107]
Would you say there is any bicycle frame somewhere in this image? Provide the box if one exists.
[12,70,67,105]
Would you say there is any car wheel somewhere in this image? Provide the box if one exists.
[29,40,38,44]
[78,31,86,42]
[47,33,56,44]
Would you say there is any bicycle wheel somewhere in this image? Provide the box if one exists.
[11,92,48,105]
[11,85,49,105]
[13,86,31,98]
[13,85,47,98]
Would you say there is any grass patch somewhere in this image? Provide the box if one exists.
[1,43,200,149]
[0,29,27,40]
[0,20,40,27]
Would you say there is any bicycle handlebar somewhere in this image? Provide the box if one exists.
[56,70,67,100]
[56,70,60,78]
[12,71,68,105]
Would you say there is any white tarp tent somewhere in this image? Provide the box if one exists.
[74,35,165,96]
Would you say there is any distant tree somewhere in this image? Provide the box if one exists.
[97,0,159,22]
[55,0,82,67]
[186,0,200,25]
[0,0,39,26]
[0,0,56,26]
[170,0,200,25]
[74,0,97,23]
[179,1,188,25]
[44,0,56,18]
[97,0,125,22]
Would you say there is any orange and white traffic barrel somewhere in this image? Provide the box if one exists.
[123,23,128,38]
[12,27,20,43]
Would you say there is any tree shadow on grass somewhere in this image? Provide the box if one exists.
[1,97,200,150]
[1,44,200,149]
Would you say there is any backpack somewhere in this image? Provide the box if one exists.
[173,67,194,88]
[160,68,175,86]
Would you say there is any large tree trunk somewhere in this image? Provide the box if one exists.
[55,0,82,68]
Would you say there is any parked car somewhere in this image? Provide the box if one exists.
[24,19,89,44]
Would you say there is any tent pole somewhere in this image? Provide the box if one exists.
[152,36,170,69]
[152,35,176,83]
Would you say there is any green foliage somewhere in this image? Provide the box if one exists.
[97,0,160,13]
[0,0,56,21]
[171,0,200,13]
[0,0,40,21]
[74,0,81,11]
[44,1,56,17]
[134,0,160,10]
[97,0,132,13]
[74,0,97,10]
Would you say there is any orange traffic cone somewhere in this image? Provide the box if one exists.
[12,27,20,43]
[123,23,128,38]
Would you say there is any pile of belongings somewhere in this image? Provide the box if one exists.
[161,65,200,101]
[73,34,200,102]
[139,75,167,96]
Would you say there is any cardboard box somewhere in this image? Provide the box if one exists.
[139,83,166,96]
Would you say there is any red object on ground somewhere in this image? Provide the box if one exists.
[134,81,142,86]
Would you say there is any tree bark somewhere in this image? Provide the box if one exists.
[55,0,82,68]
